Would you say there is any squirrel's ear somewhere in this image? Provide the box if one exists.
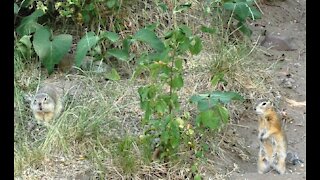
[270,102,274,106]
[266,116,271,122]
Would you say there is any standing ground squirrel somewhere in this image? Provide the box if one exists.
[30,85,63,124]
[254,100,287,174]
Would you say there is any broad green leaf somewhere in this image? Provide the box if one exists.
[174,59,183,70]
[234,3,250,21]
[190,94,209,103]
[177,37,191,54]
[33,28,50,60]
[211,72,224,87]
[223,2,236,11]
[14,3,19,14]
[19,35,32,49]
[161,131,170,144]
[139,48,170,65]
[155,99,167,114]
[210,91,243,104]
[194,174,202,180]
[43,35,72,73]
[246,0,255,5]
[195,151,204,158]
[171,93,180,109]
[171,133,180,149]
[33,28,72,73]
[133,28,165,52]
[216,105,229,123]
[168,120,180,148]
[249,8,262,20]
[138,86,149,101]
[144,106,152,122]
[16,35,32,58]
[197,110,219,129]
[189,36,202,55]
[107,49,129,61]
[164,30,174,39]
[122,38,132,52]
[237,21,252,37]
[104,68,120,81]
[179,25,192,37]
[200,26,216,34]
[198,99,218,111]
[149,63,162,78]
[147,85,157,99]
[82,11,90,23]
[100,31,119,42]
[75,32,99,66]
[16,9,44,36]
[171,75,184,89]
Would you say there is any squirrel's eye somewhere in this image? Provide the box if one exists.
[262,102,266,106]
[44,97,47,101]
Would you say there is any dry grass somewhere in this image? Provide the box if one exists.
[14,0,284,179]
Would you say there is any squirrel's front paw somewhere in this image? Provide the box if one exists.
[259,132,268,141]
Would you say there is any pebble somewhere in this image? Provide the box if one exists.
[294,63,301,68]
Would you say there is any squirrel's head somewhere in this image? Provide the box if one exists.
[254,100,273,115]
[31,93,55,112]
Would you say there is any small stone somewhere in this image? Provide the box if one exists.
[281,77,295,88]
[294,63,301,68]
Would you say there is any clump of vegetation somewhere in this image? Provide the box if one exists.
[14,0,272,179]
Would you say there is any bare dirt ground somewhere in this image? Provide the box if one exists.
[228,0,306,179]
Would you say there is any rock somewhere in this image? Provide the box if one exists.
[294,63,301,68]
[281,77,295,88]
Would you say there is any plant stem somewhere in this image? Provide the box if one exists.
[173,0,177,29]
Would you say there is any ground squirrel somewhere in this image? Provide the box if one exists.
[254,100,287,174]
[30,85,63,124]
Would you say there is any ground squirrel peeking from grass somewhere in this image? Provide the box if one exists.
[254,100,287,175]
[30,85,63,124]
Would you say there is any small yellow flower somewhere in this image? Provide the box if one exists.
[187,129,194,135]
[36,1,48,13]
[176,117,184,128]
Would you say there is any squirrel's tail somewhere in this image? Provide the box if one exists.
[286,151,304,165]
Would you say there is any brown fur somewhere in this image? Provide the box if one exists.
[30,85,63,124]
[256,101,287,174]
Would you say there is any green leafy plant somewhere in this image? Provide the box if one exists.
[204,0,261,37]
[33,27,73,73]
[133,25,202,160]
[14,35,33,60]
[223,0,261,36]
[16,9,45,36]
[54,0,124,28]
[190,91,243,130]
[74,31,99,67]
